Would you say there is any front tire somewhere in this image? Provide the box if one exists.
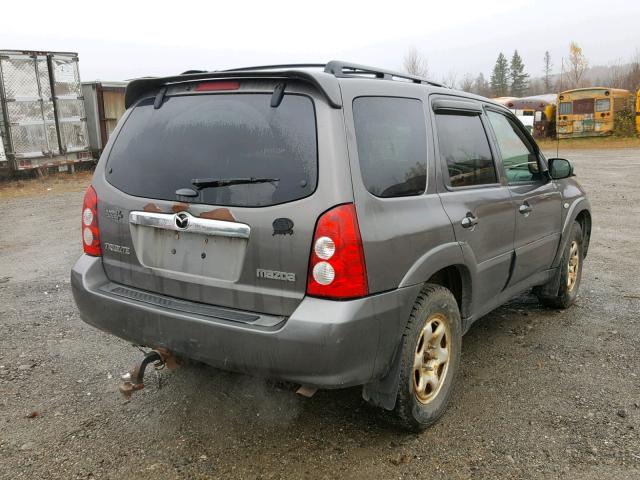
[536,221,583,309]
[394,284,461,432]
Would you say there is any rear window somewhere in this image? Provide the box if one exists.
[352,97,427,198]
[106,93,317,207]
[573,98,594,115]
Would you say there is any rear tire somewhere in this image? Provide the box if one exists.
[536,221,583,309]
[393,284,461,432]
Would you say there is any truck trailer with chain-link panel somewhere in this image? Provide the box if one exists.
[0,50,91,174]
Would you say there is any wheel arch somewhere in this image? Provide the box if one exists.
[575,209,592,258]
[552,197,591,268]
[398,242,473,318]
[424,264,472,320]
[364,259,472,411]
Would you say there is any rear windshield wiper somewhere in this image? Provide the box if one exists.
[191,177,279,190]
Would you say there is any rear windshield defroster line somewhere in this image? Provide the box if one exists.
[106,93,318,208]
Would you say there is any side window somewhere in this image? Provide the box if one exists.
[352,97,427,197]
[559,102,572,115]
[595,98,610,112]
[487,111,542,184]
[434,112,497,188]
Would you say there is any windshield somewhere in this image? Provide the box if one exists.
[106,93,317,207]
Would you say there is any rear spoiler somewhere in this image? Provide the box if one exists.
[124,70,343,109]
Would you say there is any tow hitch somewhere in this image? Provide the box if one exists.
[119,347,180,399]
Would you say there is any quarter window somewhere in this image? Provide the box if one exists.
[435,112,497,188]
[352,97,427,197]
[487,111,542,184]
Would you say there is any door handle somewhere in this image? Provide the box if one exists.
[461,214,478,229]
[519,203,532,215]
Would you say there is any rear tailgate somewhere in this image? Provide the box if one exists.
[94,79,351,317]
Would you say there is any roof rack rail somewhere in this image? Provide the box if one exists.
[324,60,445,88]
[220,61,445,87]
[223,63,326,72]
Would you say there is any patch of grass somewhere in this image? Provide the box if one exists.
[0,169,93,199]
[537,136,640,150]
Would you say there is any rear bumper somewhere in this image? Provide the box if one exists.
[71,255,420,388]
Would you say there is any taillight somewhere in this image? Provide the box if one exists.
[82,185,101,256]
[306,204,368,299]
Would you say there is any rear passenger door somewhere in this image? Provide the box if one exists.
[485,109,562,285]
[431,98,515,314]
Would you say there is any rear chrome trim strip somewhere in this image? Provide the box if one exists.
[129,211,250,239]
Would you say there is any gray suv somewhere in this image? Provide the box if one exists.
[71,61,591,431]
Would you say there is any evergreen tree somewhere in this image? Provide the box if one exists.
[510,50,529,97]
[543,51,553,91]
[490,53,509,97]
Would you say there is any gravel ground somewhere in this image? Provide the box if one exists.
[0,148,639,479]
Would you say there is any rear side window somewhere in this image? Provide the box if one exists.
[435,112,497,188]
[106,93,317,207]
[352,97,427,197]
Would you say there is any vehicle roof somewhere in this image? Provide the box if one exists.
[494,94,557,109]
[560,87,630,95]
[124,60,507,111]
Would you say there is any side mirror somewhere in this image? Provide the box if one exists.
[548,158,573,180]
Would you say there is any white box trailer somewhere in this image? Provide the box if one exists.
[0,50,91,173]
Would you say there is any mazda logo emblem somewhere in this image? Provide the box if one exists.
[175,212,190,230]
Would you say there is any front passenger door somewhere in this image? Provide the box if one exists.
[486,110,562,286]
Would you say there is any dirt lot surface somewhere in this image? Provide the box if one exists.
[1,148,639,479]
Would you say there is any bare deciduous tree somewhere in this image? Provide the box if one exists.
[528,78,545,96]
[567,41,588,88]
[473,73,491,97]
[623,48,640,92]
[403,47,429,77]
[604,59,625,88]
[459,73,475,93]
[441,70,458,89]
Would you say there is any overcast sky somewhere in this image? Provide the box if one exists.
[2,0,639,82]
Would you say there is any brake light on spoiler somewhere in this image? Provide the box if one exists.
[194,81,241,92]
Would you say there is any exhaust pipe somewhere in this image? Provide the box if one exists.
[119,348,180,399]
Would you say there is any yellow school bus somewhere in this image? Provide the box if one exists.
[493,95,557,138]
[556,87,631,138]
[636,89,640,134]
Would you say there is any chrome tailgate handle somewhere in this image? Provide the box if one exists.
[129,211,250,239]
